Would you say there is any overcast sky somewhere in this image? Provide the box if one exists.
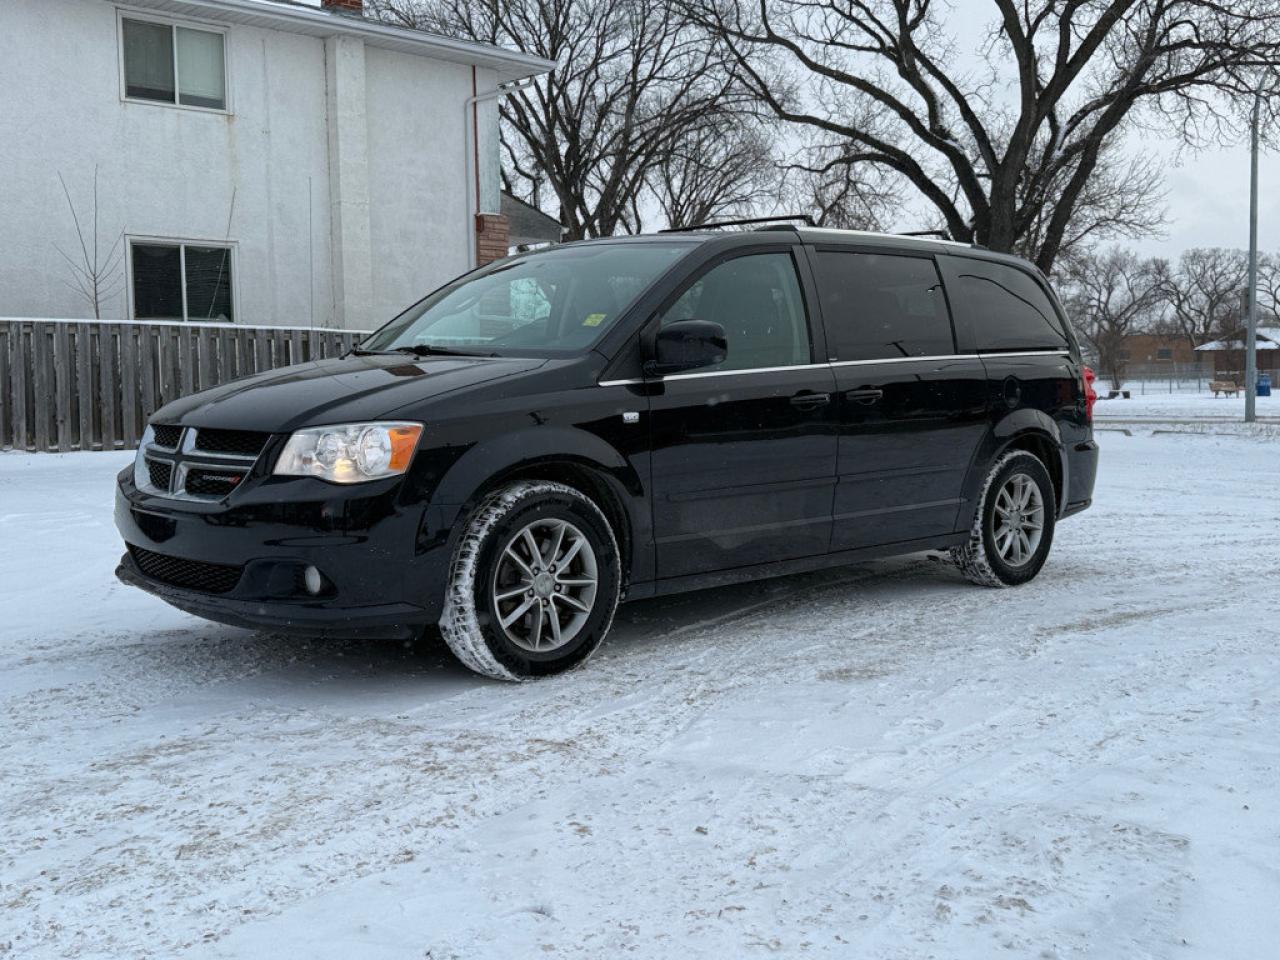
[328,0,1276,257]
[923,0,1280,261]
[1144,144,1280,260]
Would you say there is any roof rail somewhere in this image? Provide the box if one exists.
[898,229,953,241]
[658,214,816,234]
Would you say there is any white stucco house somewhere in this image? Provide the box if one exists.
[0,0,554,329]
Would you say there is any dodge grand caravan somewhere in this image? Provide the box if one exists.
[115,226,1099,680]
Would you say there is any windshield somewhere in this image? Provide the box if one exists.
[361,241,693,357]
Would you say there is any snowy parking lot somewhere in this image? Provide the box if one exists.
[2,429,1279,960]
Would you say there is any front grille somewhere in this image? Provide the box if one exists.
[185,468,245,498]
[128,545,243,594]
[139,425,264,499]
[146,459,173,491]
[151,424,182,448]
[195,429,269,457]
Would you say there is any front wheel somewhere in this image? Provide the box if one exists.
[952,450,1056,588]
[439,480,622,680]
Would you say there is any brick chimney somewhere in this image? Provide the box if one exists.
[475,214,510,266]
[321,0,364,15]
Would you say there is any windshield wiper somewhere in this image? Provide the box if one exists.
[348,344,497,359]
[389,344,498,358]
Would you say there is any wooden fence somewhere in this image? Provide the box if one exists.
[0,319,369,453]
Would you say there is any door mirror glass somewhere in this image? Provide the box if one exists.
[647,320,728,376]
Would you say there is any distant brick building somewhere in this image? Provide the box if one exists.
[1195,327,1280,379]
[1115,333,1199,365]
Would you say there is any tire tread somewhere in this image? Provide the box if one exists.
[951,450,1050,588]
[438,480,619,681]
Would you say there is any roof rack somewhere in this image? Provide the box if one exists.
[658,214,816,234]
[897,229,953,241]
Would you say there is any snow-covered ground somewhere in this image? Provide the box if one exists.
[3,434,1279,960]
[1095,388,1280,421]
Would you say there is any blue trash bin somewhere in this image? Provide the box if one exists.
[1259,373,1272,397]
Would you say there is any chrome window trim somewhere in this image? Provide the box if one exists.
[976,350,1072,359]
[600,362,825,387]
[830,354,979,367]
[654,362,831,383]
[596,349,1070,386]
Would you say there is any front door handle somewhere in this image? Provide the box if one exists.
[790,391,831,409]
[847,387,884,404]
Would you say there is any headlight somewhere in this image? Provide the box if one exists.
[273,422,423,483]
[133,425,155,489]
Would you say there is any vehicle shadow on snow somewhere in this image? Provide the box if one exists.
[129,554,966,700]
[607,554,960,653]
[112,555,977,716]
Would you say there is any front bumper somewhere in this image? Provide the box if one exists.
[114,470,459,638]
[115,552,426,638]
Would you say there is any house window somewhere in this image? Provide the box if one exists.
[122,17,226,110]
[131,241,235,322]
[1117,349,1131,361]
[1156,347,1174,360]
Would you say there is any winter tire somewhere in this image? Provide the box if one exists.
[952,449,1056,588]
[438,480,622,680]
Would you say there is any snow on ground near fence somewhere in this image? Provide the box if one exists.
[1096,389,1280,421]
[2,435,1279,959]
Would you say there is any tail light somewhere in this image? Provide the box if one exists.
[1082,366,1098,423]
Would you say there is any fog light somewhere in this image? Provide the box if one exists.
[303,565,324,595]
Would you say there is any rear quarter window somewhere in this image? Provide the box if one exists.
[940,256,1070,352]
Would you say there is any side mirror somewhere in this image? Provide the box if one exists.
[645,319,727,377]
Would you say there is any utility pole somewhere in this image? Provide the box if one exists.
[1246,87,1261,423]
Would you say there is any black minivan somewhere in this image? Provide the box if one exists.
[115,226,1099,680]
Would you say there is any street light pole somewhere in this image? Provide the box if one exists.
[1245,87,1261,423]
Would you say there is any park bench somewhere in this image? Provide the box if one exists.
[1209,380,1240,398]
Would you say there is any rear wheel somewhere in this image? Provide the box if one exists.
[952,450,1056,587]
[438,480,621,680]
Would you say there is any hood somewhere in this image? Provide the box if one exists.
[155,353,547,432]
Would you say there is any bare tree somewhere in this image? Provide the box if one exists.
[1016,143,1168,267]
[650,117,776,228]
[1153,248,1250,350]
[373,0,760,239]
[1255,253,1280,324]
[55,167,124,319]
[1062,248,1164,389]
[683,0,1280,274]
[782,139,903,230]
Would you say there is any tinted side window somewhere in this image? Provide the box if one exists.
[661,252,811,372]
[815,252,953,360]
[945,258,1069,351]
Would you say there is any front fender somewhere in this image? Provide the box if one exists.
[430,426,642,505]
[426,425,653,589]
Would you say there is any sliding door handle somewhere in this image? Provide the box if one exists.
[790,391,832,409]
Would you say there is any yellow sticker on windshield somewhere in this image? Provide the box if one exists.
[583,312,607,327]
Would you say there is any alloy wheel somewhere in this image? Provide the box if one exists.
[492,518,599,653]
[992,472,1045,567]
